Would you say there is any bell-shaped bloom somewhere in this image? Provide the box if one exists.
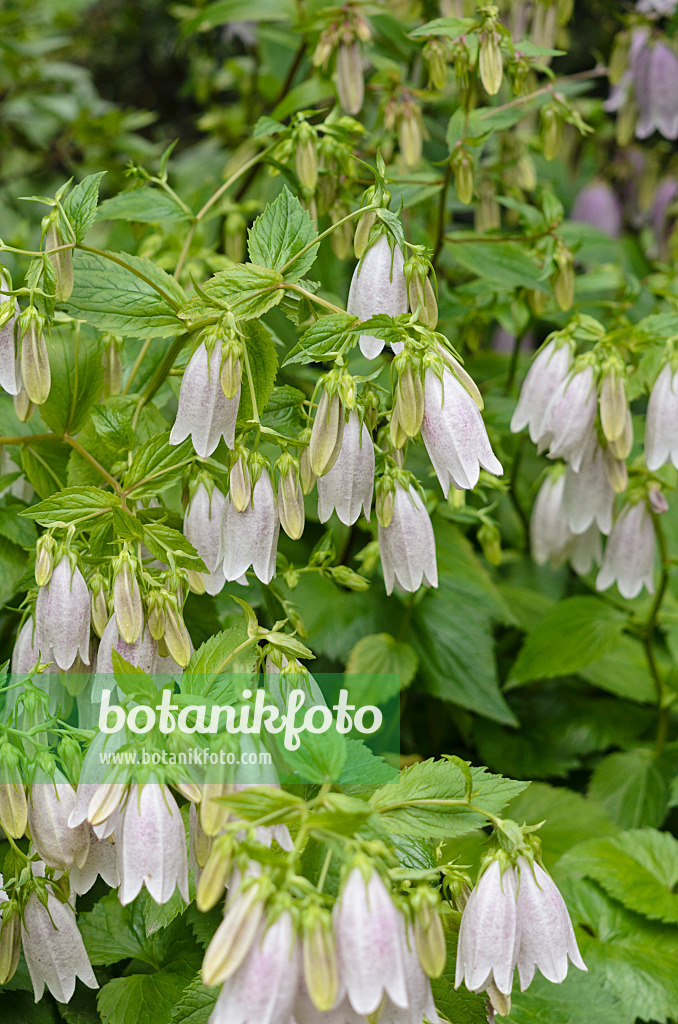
[184,481,227,595]
[421,368,502,494]
[347,235,408,359]
[596,500,656,599]
[21,890,98,1003]
[170,341,240,458]
[11,618,41,677]
[95,616,157,677]
[294,987,365,1024]
[117,783,189,905]
[375,923,439,1024]
[69,825,119,895]
[569,524,603,576]
[635,39,678,140]
[35,555,91,670]
[334,867,409,1015]
[562,437,614,536]
[222,471,279,584]
[645,363,678,470]
[651,179,678,258]
[317,410,374,524]
[209,911,300,1024]
[455,859,519,998]
[28,769,90,872]
[0,284,20,396]
[637,0,678,12]
[510,341,572,444]
[537,366,597,471]
[378,483,438,595]
[515,857,587,989]
[531,475,603,574]
[571,182,622,237]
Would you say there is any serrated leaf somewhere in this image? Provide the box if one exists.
[97,965,197,1024]
[20,438,71,498]
[247,186,319,283]
[346,634,417,704]
[142,522,207,572]
[140,887,188,936]
[40,329,104,435]
[449,240,546,291]
[506,968,622,1024]
[261,385,307,434]
[283,312,359,366]
[90,403,136,450]
[21,486,120,526]
[63,172,106,242]
[0,504,37,547]
[277,724,348,785]
[588,748,669,828]
[169,977,217,1024]
[182,620,253,695]
[67,251,185,338]
[0,538,29,606]
[123,433,194,495]
[179,264,283,323]
[98,189,191,223]
[237,319,278,421]
[577,636,657,703]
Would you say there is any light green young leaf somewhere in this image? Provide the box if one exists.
[20,486,120,526]
[98,188,191,223]
[247,186,319,283]
[63,171,106,242]
[588,748,669,829]
[142,522,207,572]
[179,264,283,323]
[123,434,194,496]
[346,633,417,703]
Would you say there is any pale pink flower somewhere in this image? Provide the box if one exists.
[562,437,614,536]
[537,365,597,471]
[170,340,240,457]
[347,235,408,359]
[21,890,98,1003]
[222,471,279,584]
[635,39,678,140]
[28,769,90,871]
[455,860,519,997]
[377,923,439,1024]
[596,500,656,599]
[333,867,409,1015]
[510,341,572,444]
[95,616,157,676]
[515,857,587,989]
[11,617,41,675]
[571,182,622,237]
[378,483,438,594]
[69,826,119,895]
[184,480,227,595]
[117,783,189,905]
[34,555,90,671]
[0,275,20,396]
[421,367,502,494]
[645,363,678,471]
[317,410,374,524]
[568,524,603,576]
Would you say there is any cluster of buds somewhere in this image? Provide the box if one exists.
[423,38,449,91]
[313,14,371,116]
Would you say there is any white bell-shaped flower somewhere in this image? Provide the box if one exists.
[184,480,227,595]
[537,366,598,471]
[510,341,572,443]
[317,410,374,524]
[21,890,98,1003]
[645,362,678,471]
[11,617,42,676]
[568,523,603,576]
[222,471,280,584]
[0,276,21,396]
[170,340,240,458]
[95,616,157,677]
[28,768,90,871]
[421,367,502,494]
[376,922,440,1024]
[531,474,571,568]
[455,859,519,998]
[515,857,587,990]
[378,483,438,595]
[596,500,656,599]
[35,555,91,670]
[562,436,614,536]
[117,783,189,906]
[69,825,119,895]
[347,235,408,359]
[333,866,409,1015]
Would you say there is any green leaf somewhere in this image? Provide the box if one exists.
[40,329,104,435]
[338,738,400,789]
[66,251,185,338]
[181,0,296,33]
[140,887,188,936]
[577,636,657,703]
[63,172,107,242]
[98,188,191,223]
[261,385,307,435]
[21,438,71,497]
[409,16,477,39]
[278,724,348,784]
[97,965,196,1024]
[284,313,359,366]
[182,619,253,694]
[21,486,120,526]
[560,828,678,923]
[588,749,669,828]
[0,503,37,547]
[346,633,417,704]
[506,968,622,1024]
[123,433,194,496]
[370,758,528,839]
[0,990,60,1024]
[449,240,546,291]
[142,522,207,572]
[237,319,279,422]
[90,403,136,450]
[0,539,29,606]
[247,186,320,283]
[79,892,155,966]
[179,264,283,323]
[507,596,627,688]
[169,977,217,1024]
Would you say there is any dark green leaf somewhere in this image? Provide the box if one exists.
[63,172,107,242]
[21,438,71,497]
[237,319,279,421]
[21,486,119,526]
[247,186,319,283]
[123,433,194,496]
[588,749,669,829]
[98,189,191,223]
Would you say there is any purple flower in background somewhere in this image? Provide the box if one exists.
[637,0,678,15]
[596,500,657,598]
[347,235,408,359]
[608,29,678,140]
[317,410,374,525]
[510,341,572,444]
[170,341,240,457]
[645,362,678,470]
[378,483,438,594]
[571,182,623,237]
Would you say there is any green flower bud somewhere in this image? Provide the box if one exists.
[45,222,74,303]
[19,309,50,406]
[329,565,370,591]
[224,212,246,264]
[0,906,21,985]
[475,181,501,233]
[186,568,206,595]
[0,743,27,839]
[309,388,345,477]
[295,125,318,194]
[553,244,574,311]
[299,442,316,496]
[302,907,339,1012]
[394,360,425,438]
[277,458,305,541]
[196,835,234,912]
[13,386,35,423]
[541,104,562,162]
[35,534,56,588]
[113,555,143,645]
[452,148,474,205]
[424,38,448,91]
[330,205,353,260]
[91,574,109,639]
[376,477,396,528]
[412,892,447,979]
[354,210,377,259]
[336,40,364,116]
[163,598,192,668]
[398,106,423,167]
[88,782,128,827]
[230,451,252,512]
[599,367,627,444]
[202,882,267,987]
[479,26,503,96]
[220,339,243,400]
[389,403,408,450]
[609,30,630,86]
[607,408,633,461]
[192,806,212,867]
[478,521,502,566]
[603,447,628,493]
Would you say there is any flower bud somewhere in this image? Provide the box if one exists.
[90,575,109,639]
[224,212,246,264]
[553,245,574,310]
[600,367,627,444]
[479,26,503,95]
[19,310,50,406]
[453,148,474,205]
[413,894,447,979]
[389,404,408,450]
[146,591,166,641]
[200,783,232,837]
[163,599,192,668]
[608,408,633,460]
[329,565,370,590]
[191,804,212,868]
[35,534,56,588]
[277,460,305,540]
[309,388,345,477]
[302,907,339,1012]
[478,521,502,565]
[603,447,628,493]
[186,568,206,595]
[424,38,448,91]
[196,835,234,912]
[354,210,377,259]
[13,386,35,422]
[45,222,74,302]
[608,29,630,86]
[336,40,364,115]
[113,555,143,645]
[0,906,21,986]
[394,362,425,438]
[87,782,128,827]
[220,338,243,400]
[0,743,27,839]
[398,105,423,167]
[230,451,252,512]
[475,180,501,232]
[202,882,268,986]
[376,477,396,528]
[102,335,123,399]
[541,104,562,161]
[295,125,318,193]
[299,442,316,495]
[330,204,353,260]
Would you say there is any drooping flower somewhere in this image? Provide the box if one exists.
[0,271,20,396]
[317,410,374,524]
[531,474,603,574]
[568,524,603,576]
[21,890,98,1003]
[378,483,438,595]
[561,436,614,536]
[376,922,440,1024]
[11,618,41,676]
[635,39,678,139]
[170,340,240,458]
[347,235,408,359]
[28,768,90,871]
[69,825,119,896]
[184,480,227,595]
[208,910,300,1024]
[645,362,678,470]
[637,0,678,13]
[95,616,157,677]
[537,365,598,471]
[117,783,189,906]
[333,866,409,1015]
[515,857,587,989]
[35,555,91,671]
[455,859,519,999]
[596,500,657,599]
[421,367,503,494]
[510,340,572,444]
[222,470,279,584]
[651,179,678,258]
[571,182,622,237]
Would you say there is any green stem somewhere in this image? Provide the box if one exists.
[123,337,154,394]
[280,203,380,274]
[63,434,123,495]
[283,283,346,315]
[242,342,260,423]
[432,161,452,270]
